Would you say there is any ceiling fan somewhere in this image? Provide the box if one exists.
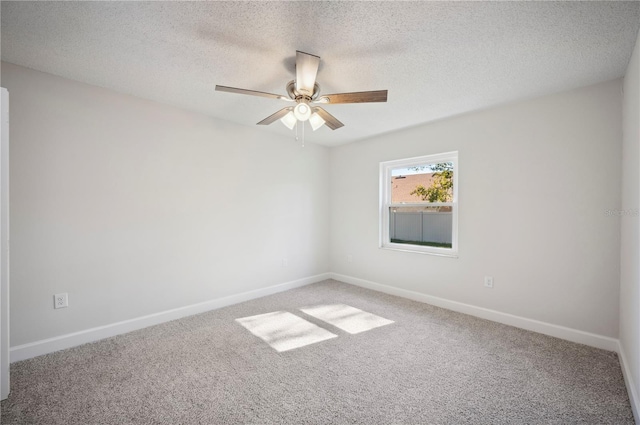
[215,51,388,131]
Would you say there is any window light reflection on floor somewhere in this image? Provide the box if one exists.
[299,304,394,334]
[236,304,394,352]
[236,311,337,352]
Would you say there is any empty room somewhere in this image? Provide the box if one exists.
[0,1,639,424]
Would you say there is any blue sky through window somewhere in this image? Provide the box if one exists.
[391,162,453,177]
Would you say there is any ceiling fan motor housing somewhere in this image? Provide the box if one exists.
[286,80,320,102]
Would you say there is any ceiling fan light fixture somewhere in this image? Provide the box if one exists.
[280,111,297,130]
[309,111,325,131]
[217,51,387,134]
[293,103,311,121]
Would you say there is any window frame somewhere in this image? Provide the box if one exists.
[379,151,459,257]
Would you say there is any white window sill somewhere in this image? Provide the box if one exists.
[380,244,458,258]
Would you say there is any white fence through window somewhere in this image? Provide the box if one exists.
[389,211,452,244]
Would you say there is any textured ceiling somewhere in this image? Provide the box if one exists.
[2,1,639,147]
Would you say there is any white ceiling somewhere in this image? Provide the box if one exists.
[2,1,639,147]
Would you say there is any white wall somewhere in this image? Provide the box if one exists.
[0,58,630,360]
[620,29,640,419]
[1,88,9,399]
[1,62,330,346]
[330,79,622,338]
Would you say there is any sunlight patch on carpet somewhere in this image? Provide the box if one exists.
[300,304,394,334]
[236,311,338,352]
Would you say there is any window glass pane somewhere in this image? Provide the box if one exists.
[391,162,454,204]
[381,152,457,256]
[389,206,452,248]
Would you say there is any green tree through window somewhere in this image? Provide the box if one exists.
[409,162,453,202]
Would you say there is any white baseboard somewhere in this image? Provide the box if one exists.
[330,273,619,352]
[618,341,640,423]
[10,273,331,362]
[9,270,638,420]
[337,271,639,417]
[332,273,640,418]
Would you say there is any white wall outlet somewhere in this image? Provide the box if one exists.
[484,276,494,288]
[347,254,353,263]
[54,293,68,309]
[282,258,288,267]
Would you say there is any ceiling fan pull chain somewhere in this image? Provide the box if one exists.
[302,121,305,148]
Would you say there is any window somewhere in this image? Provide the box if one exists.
[380,151,458,257]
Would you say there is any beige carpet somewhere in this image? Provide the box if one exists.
[1,280,634,424]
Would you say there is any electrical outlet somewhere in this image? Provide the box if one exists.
[347,254,353,263]
[282,258,288,267]
[54,293,68,309]
[484,276,494,288]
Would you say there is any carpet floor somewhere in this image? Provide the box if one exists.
[1,280,634,424]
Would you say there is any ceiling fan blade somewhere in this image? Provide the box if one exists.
[215,85,291,101]
[314,107,344,130]
[257,107,292,125]
[316,90,388,104]
[295,51,320,97]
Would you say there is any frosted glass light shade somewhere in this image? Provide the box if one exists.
[293,103,311,121]
[280,111,297,130]
[309,112,325,131]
